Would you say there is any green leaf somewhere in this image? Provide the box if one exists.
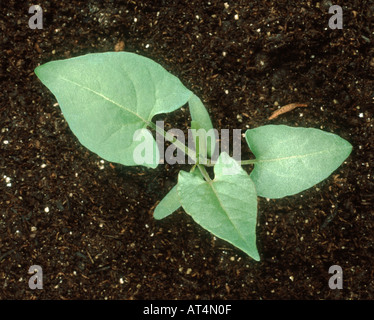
[188,94,215,158]
[154,167,203,220]
[190,120,207,163]
[35,52,193,168]
[245,125,352,199]
[177,153,259,260]
[153,184,180,220]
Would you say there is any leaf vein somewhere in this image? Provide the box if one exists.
[59,76,150,126]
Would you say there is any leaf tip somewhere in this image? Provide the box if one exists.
[251,251,261,262]
[34,64,42,78]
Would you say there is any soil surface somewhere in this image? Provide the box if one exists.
[1,0,373,299]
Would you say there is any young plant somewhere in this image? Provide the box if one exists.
[35,52,352,261]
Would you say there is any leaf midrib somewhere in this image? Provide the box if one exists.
[255,146,351,163]
[59,76,150,126]
[207,179,251,248]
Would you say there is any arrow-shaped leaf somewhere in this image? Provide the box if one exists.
[177,153,259,260]
[35,52,193,168]
[245,125,352,198]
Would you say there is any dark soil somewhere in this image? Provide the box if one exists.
[1,0,373,300]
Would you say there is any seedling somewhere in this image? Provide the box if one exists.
[35,52,352,261]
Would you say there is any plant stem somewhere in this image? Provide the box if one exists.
[203,159,257,167]
[148,121,255,167]
[237,159,258,165]
[197,164,212,182]
[147,121,199,163]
